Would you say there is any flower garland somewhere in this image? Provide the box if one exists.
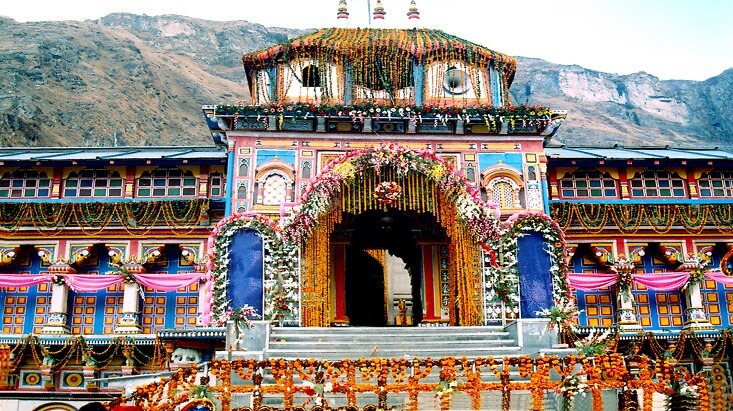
[498,211,570,307]
[124,354,711,411]
[0,199,209,236]
[283,144,501,245]
[373,181,402,204]
[551,202,733,235]
[204,213,298,326]
[215,101,552,130]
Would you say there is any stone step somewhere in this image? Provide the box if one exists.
[269,338,514,347]
[265,326,521,360]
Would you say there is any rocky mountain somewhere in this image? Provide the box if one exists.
[0,13,731,148]
[512,57,733,148]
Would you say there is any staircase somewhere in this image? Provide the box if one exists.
[265,325,521,360]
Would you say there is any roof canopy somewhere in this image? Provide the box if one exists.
[242,28,517,87]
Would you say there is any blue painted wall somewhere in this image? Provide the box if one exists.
[478,153,523,175]
[228,230,264,314]
[255,149,296,168]
[517,232,554,318]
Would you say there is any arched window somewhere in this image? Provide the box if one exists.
[261,173,288,206]
[301,161,312,179]
[465,164,476,183]
[488,178,519,208]
[238,158,250,177]
[136,168,197,197]
[302,65,321,87]
[559,168,618,198]
[237,181,247,199]
[254,159,295,207]
[630,169,686,198]
[64,168,123,198]
[0,168,51,198]
[698,170,733,197]
[481,164,523,210]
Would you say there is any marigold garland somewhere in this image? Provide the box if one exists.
[119,354,717,411]
[551,202,733,235]
[0,200,208,236]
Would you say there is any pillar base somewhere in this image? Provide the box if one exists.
[617,322,644,333]
[41,312,69,334]
[114,312,142,334]
[617,308,642,333]
[682,319,715,331]
[683,307,714,331]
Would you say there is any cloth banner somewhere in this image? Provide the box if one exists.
[0,274,50,288]
[705,271,733,285]
[566,272,618,291]
[631,272,690,291]
[134,273,203,291]
[65,274,124,291]
[567,272,691,291]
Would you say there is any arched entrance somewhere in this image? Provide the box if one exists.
[338,209,434,326]
[296,146,498,327]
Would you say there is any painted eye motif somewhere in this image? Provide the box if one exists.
[443,67,470,95]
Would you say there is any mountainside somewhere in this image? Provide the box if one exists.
[512,58,733,147]
[0,13,731,148]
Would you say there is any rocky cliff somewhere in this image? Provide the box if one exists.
[512,57,733,147]
[0,14,731,148]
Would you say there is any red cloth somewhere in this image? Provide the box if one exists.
[112,406,142,411]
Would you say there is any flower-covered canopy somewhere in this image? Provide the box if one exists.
[242,27,517,101]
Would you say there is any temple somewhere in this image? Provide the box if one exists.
[1,1,732,410]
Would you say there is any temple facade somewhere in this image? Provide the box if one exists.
[1,2,732,410]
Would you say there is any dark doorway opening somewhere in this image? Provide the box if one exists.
[343,209,425,326]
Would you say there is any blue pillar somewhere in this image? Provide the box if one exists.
[224,145,235,216]
[413,62,423,106]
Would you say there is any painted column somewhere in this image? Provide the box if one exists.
[41,282,70,334]
[682,283,712,330]
[678,257,713,331]
[42,261,74,334]
[333,244,348,325]
[421,245,438,321]
[115,282,142,333]
[115,261,144,334]
[613,257,642,333]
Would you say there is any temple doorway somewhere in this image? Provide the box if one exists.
[342,209,425,326]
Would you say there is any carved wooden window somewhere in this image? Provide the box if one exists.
[209,172,224,197]
[64,168,123,198]
[136,168,197,197]
[0,168,51,198]
[487,178,519,209]
[559,169,618,198]
[698,170,733,197]
[630,170,686,198]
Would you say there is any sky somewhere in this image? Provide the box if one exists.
[2,0,732,81]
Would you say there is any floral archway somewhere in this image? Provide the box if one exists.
[282,144,502,326]
[202,213,298,326]
[202,145,569,328]
[482,212,570,321]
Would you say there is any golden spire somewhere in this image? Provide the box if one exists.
[372,0,386,25]
[336,0,349,24]
[406,0,420,27]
